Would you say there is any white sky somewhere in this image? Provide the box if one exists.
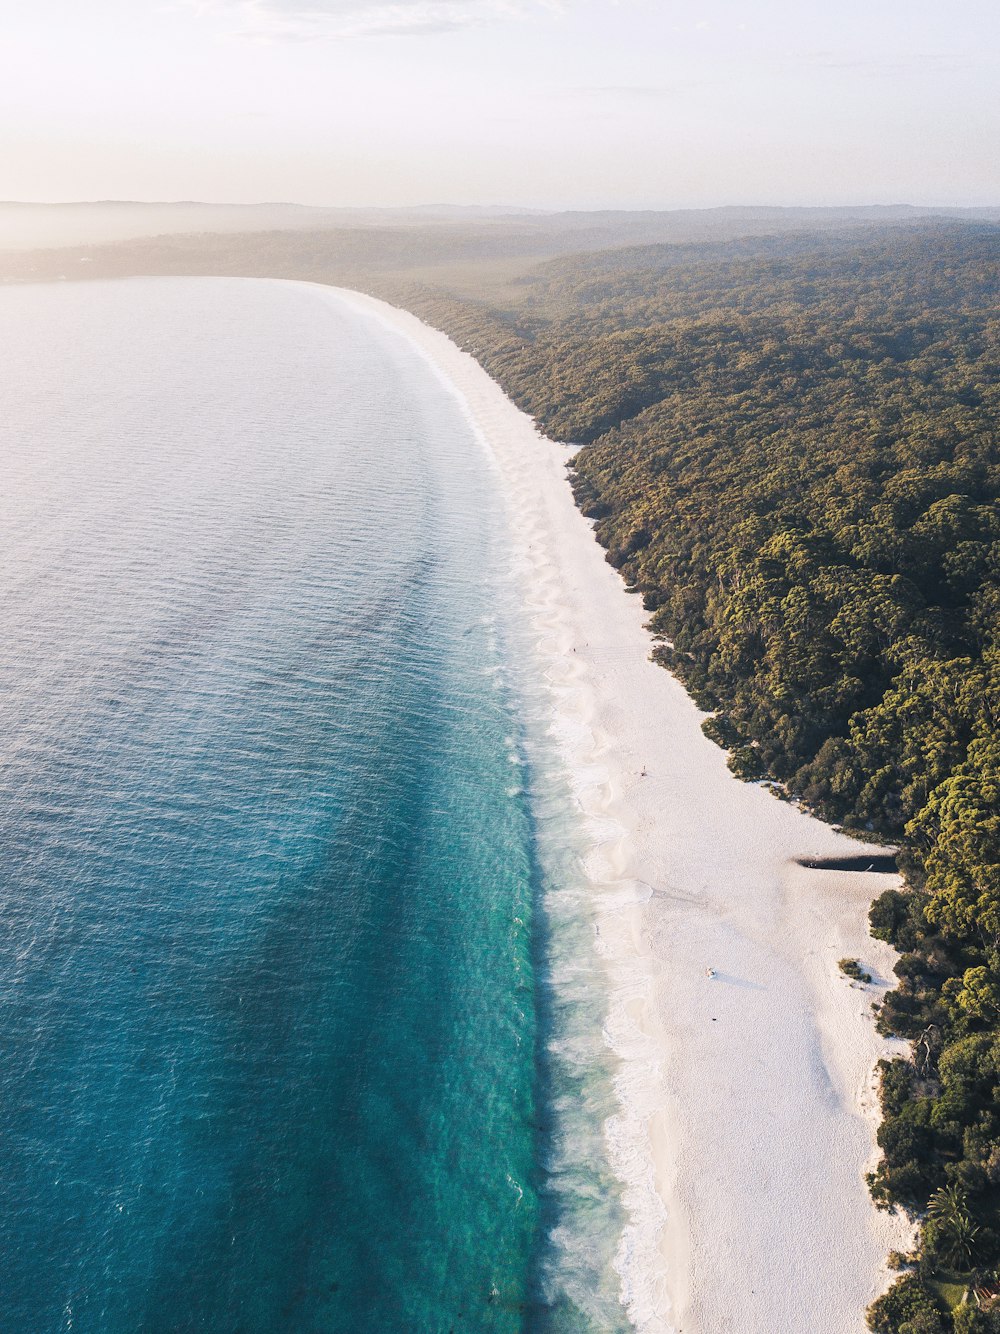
[1,0,997,208]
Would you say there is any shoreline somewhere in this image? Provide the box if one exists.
[324,284,913,1332]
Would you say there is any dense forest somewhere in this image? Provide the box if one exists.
[5,215,999,1328]
[388,225,1000,1333]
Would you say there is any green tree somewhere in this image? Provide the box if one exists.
[925,1185,980,1268]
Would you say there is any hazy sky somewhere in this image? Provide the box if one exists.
[2,0,997,208]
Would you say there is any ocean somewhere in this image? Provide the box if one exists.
[0,277,629,1333]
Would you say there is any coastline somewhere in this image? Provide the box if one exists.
[324,284,914,1332]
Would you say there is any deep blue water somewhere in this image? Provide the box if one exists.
[0,279,627,1333]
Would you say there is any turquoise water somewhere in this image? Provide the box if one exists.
[0,278,628,1333]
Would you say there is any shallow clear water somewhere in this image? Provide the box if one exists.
[0,278,628,1333]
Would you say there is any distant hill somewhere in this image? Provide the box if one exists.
[1,198,998,254]
[0,201,549,251]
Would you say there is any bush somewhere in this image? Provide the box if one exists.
[700,713,745,750]
[868,1275,944,1332]
[901,1312,949,1334]
[953,1306,1000,1334]
[727,743,765,780]
[870,889,921,949]
[900,1314,947,1334]
[842,957,874,983]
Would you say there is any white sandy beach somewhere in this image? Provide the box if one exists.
[329,286,913,1333]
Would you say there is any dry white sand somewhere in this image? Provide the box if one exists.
[324,285,914,1333]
